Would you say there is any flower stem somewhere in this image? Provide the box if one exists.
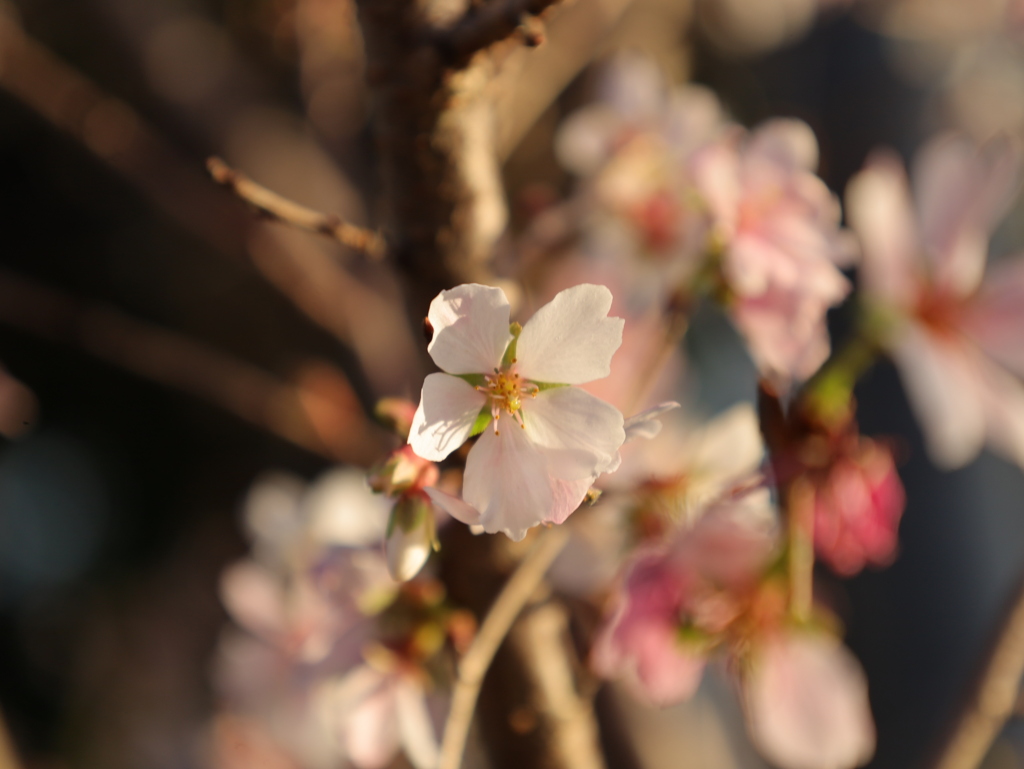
[438,525,570,769]
[787,477,815,623]
[802,322,881,427]
[933,575,1024,769]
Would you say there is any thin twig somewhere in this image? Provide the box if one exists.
[0,268,387,466]
[0,709,24,769]
[438,525,571,769]
[438,0,563,61]
[933,576,1024,769]
[206,157,386,259]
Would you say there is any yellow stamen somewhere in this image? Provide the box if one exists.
[478,364,537,435]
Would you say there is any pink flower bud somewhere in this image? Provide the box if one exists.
[811,440,905,576]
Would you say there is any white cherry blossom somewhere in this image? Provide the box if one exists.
[409,283,626,541]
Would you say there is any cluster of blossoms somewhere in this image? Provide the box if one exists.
[591,495,876,769]
[545,53,854,391]
[210,52,1024,769]
[210,469,471,769]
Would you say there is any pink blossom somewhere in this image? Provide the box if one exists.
[553,54,727,304]
[315,661,439,769]
[592,496,877,769]
[555,52,725,179]
[846,134,1024,469]
[214,470,443,769]
[409,283,626,541]
[693,119,853,387]
[811,439,905,576]
[547,403,758,598]
[591,495,779,704]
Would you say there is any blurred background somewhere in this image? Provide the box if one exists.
[2,0,1024,767]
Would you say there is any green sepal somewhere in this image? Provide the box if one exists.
[677,623,716,652]
[468,407,493,437]
[455,373,487,388]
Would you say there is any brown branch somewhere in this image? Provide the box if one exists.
[438,525,571,769]
[438,0,563,62]
[206,157,386,259]
[0,11,423,395]
[932,576,1024,769]
[0,709,24,769]
[0,269,387,467]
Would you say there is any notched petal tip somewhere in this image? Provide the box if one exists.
[516,283,625,385]
[427,284,513,375]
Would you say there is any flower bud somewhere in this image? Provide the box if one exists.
[385,496,437,582]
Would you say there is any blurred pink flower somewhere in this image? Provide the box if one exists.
[591,494,779,704]
[551,403,764,598]
[846,134,1024,469]
[811,439,905,576]
[592,495,877,769]
[409,283,626,541]
[693,119,853,387]
[214,470,444,769]
[553,54,728,309]
[315,660,439,769]
[743,631,876,769]
[555,52,725,179]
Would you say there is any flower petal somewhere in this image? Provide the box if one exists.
[423,487,481,526]
[961,256,1024,378]
[523,386,625,484]
[463,425,554,541]
[914,134,1020,298]
[305,468,390,548]
[845,152,922,309]
[975,351,1024,470]
[516,284,624,385]
[395,679,439,769]
[408,374,488,462]
[591,551,705,706]
[427,284,512,375]
[623,401,682,442]
[890,324,986,469]
[688,403,764,500]
[385,507,433,583]
[219,560,287,640]
[690,133,743,235]
[555,104,624,176]
[743,633,875,769]
[340,672,400,769]
[548,475,596,525]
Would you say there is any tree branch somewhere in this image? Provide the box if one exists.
[438,0,563,62]
[933,575,1024,769]
[206,157,386,259]
[0,269,388,466]
[439,526,571,769]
